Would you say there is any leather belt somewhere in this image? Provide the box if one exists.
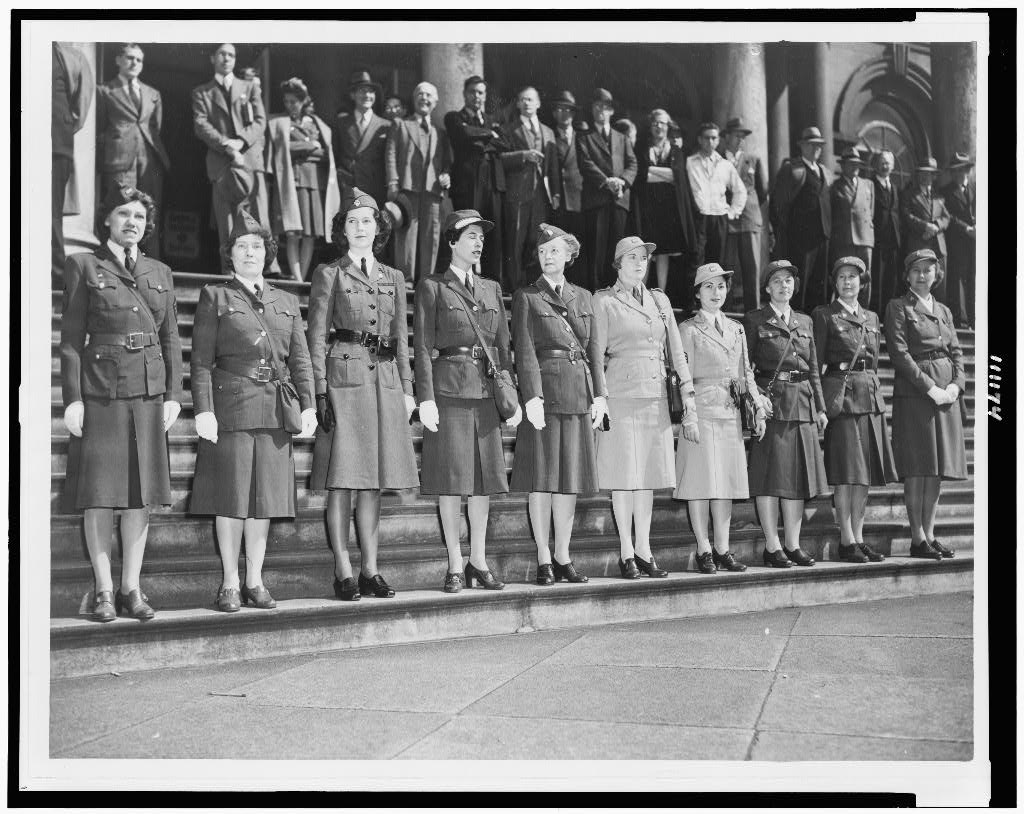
[216,358,283,383]
[758,369,809,383]
[913,349,949,362]
[537,348,583,363]
[438,345,485,360]
[88,331,157,350]
[331,328,397,360]
[824,360,868,374]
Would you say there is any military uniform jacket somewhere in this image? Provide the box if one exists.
[60,245,182,405]
[830,174,875,248]
[883,292,965,397]
[900,184,950,258]
[743,305,825,421]
[592,282,693,402]
[511,278,605,414]
[811,301,887,415]
[413,269,512,401]
[306,256,412,397]
[191,279,314,432]
[679,312,760,421]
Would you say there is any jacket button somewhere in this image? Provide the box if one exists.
[343,354,350,359]
[647,337,652,342]
[260,330,266,337]
[260,358,266,364]
[257,307,264,314]
[647,318,652,324]
[369,319,376,325]
[368,364,375,370]
[569,342,576,348]
[472,306,479,312]
[369,304,376,310]
[95,353,100,359]
[346,289,352,293]
[98,283,105,289]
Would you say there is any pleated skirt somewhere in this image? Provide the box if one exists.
[674,413,750,500]
[823,412,898,486]
[190,429,297,519]
[748,419,829,500]
[596,397,676,490]
[891,394,968,481]
[510,413,599,494]
[420,396,508,496]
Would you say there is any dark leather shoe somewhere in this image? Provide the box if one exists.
[115,588,155,620]
[910,541,943,560]
[552,558,589,583]
[465,562,505,590]
[359,573,396,598]
[635,554,668,577]
[695,551,717,574]
[929,539,955,559]
[536,563,555,585]
[784,547,815,566]
[333,576,361,601]
[837,543,869,564]
[858,542,885,562]
[241,584,277,609]
[216,586,241,613]
[93,590,116,623]
[762,549,792,568]
[712,549,747,572]
[443,572,463,593]
[618,558,641,579]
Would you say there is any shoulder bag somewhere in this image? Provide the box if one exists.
[652,296,686,423]
[821,322,865,420]
[453,288,520,421]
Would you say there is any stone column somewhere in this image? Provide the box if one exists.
[711,43,768,163]
[811,42,834,169]
[422,43,484,123]
[63,41,100,255]
[930,42,977,164]
[765,43,790,179]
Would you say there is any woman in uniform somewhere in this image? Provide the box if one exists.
[884,248,968,559]
[593,236,695,579]
[60,184,182,621]
[510,224,607,584]
[190,211,318,612]
[413,210,523,593]
[307,189,418,600]
[674,263,766,574]
[743,259,829,568]
[812,257,898,563]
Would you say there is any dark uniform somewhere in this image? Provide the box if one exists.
[413,268,513,496]
[61,244,182,511]
[307,255,418,490]
[743,304,829,499]
[509,275,605,494]
[883,291,967,481]
[811,300,897,486]
[189,278,314,518]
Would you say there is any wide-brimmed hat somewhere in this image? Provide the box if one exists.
[947,151,975,170]
[839,146,864,165]
[798,126,825,144]
[592,87,616,108]
[693,262,733,288]
[340,186,379,213]
[550,90,578,110]
[763,259,800,289]
[536,222,581,260]
[613,235,656,263]
[915,157,940,173]
[723,116,752,136]
[348,70,383,95]
[442,209,494,234]
[228,207,263,242]
[830,255,869,284]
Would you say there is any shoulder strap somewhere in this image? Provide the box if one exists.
[233,287,289,376]
[651,294,678,373]
[452,287,503,375]
[766,332,794,391]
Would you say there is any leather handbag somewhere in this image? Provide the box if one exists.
[822,324,865,419]
[733,328,763,433]
[653,297,686,423]
[453,285,520,421]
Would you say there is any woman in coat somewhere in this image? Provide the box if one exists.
[675,263,766,573]
[307,188,418,600]
[743,259,829,568]
[884,248,968,559]
[413,209,523,593]
[510,223,607,584]
[60,184,182,621]
[812,257,898,563]
[267,77,341,281]
[190,211,318,612]
[593,236,695,578]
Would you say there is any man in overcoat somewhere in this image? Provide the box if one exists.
[829,147,874,307]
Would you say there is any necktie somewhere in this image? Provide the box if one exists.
[715,317,724,337]
[361,257,369,279]
[528,118,538,147]
[604,127,611,146]
[221,74,232,92]
[358,114,367,134]
[123,249,134,273]
[632,285,642,303]
[420,117,430,134]
[466,273,475,296]
[129,82,142,113]
[477,111,484,126]
[554,284,563,300]
[254,284,261,301]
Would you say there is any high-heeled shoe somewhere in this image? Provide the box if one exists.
[536,563,555,586]
[929,539,955,559]
[115,588,155,620]
[241,584,277,609]
[443,572,463,593]
[837,543,869,564]
[712,549,747,572]
[634,553,668,578]
[618,558,641,579]
[465,562,505,590]
[857,542,885,562]
[552,558,588,583]
[216,586,241,612]
[762,549,792,569]
[92,590,116,623]
[358,573,396,598]
[784,547,815,566]
[333,576,361,601]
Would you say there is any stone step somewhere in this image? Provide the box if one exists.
[49,548,975,679]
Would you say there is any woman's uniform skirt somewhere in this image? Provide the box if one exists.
[420,395,508,496]
[891,393,968,481]
[190,428,297,519]
[510,413,599,494]
[63,395,171,512]
[748,419,829,500]
[823,411,898,486]
[596,396,676,490]
[674,413,750,500]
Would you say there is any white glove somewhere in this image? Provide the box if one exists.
[419,400,439,432]
[945,383,960,401]
[505,403,523,428]
[163,400,181,433]
[298,407,318,438]
[195,411,219,444]
[590,395,609,429]
[404,394,416,421]
[525,396,546,430]
[927,385,950,406]
[64,401,84,437]
[816,411,829,431]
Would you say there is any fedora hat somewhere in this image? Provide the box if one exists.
[839,146,864,164]
[947,151,975,170]
[348,70,383,95]
[613,235,656,263]
[915,156,940,173]
[723,116,752,136]
[443,209,494,235]
[693,262,733,288]
[550,89,578,110]
[592,87,616,107]
[798,126,825,144]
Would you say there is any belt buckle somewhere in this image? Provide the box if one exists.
[255,365,273,383]
[361,333,376,348]
[471,345,484,359]
[125,332,145,350]
[568,349,579,362]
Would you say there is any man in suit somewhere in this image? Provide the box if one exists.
[829,147,874,307]
[386,81,452,282]
[548,90,588,286]
[940,152,976,328]
[334,70,390,206]
[578,88,638,291]
[500,86,560,290]
[52,41,94,281]
[96,43,171,260]
[900,157,950,302]
[444,75,510,283]
[870,149,901,314]
[769,125,832,311]
[721,117,767,311]
[191,43,268,271]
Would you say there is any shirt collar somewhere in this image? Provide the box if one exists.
[911,288,934,310]
[233,273,265,297]
[106,239,136,266]
[449,264,471,286]
[801,156,818,172]
[837,297,859,316]
[520,114,539,129]
[215,73,233,89]
[118,75,138,90]
[347,249,376,277]
[769,302,791,323]
[700,308,723,327]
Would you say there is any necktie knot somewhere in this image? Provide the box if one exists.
[420,117,430,134]
[254,284,261,301]
[715,317,724,336]
[554,284,563,300]
[123,249,134,273]
[361,257,368,275]
[632,285,642,303]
